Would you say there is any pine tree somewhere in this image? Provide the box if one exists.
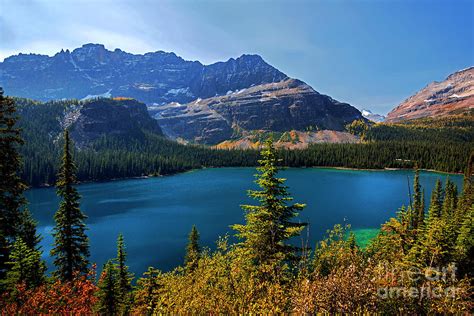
[414,179,462,268]
[134,267,161,314]
[442,179,458,219]
[17,209,42,250]
[418,189,425,230]
[455,205,473,277]
[0,89,28,279]
[2,238,45,292]
[451,157,474,277]
[116,233,133,313]
[458,153,473,215]
[96,260,120,315]
[411,168,423,229]
[51,130,89,281]
[184,225,200,271]
[427,179,443,226]
[232,137,307,267]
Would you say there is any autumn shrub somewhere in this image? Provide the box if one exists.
[0,270,98,314]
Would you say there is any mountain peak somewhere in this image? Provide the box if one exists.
[72,43,107,56]
[386,67,474,122]
[446,65,474,80]
[237,53,264,61]
[55,48,71,56]
[80,43,107,50]
[0,44,288,103]
[361,109,385,123]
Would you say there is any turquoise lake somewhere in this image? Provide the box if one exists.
[26,168,463,276]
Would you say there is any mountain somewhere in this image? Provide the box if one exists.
[386,67,474,122]
[361,109,385,123]
[2,44,365,146]
[0,43,287,104]
[15,97,162,149]
[153,78,364,145]
[67,98,162,148]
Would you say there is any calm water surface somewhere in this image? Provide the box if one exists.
[26,168,463,276]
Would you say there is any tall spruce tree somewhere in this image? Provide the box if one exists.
[96,260,120,315]
[453,156,474,277]
[51,129,89,281]
[427,179,443,226]
[1,238,45,292]
[116,233,133,313]
[184,225,200,271]
[455,205,473,277]
[418,189,425,230]
[459,153,473,208]
[442,179,458,220]
[458,153,473,217]
[232,137,307,267]
[17,209,42,250]
[411,168,423,229]
[0,89,40,281]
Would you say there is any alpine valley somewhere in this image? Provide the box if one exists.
[2,1,474,313]
[1,44,473,186]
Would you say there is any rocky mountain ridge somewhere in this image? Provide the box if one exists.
[3,44,365,147]
[386,67,473,122]
[0,43,287,104]
[153,78,364,144]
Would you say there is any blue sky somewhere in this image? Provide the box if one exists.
[1,0,473,114]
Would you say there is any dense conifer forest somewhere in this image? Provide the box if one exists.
[13,98,474,187]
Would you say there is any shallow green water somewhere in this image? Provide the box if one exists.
[352,228,380,248]
[26,167,462,276]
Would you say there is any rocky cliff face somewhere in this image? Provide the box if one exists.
[0,44,287,104]
[67,98,162,147]
[386,67,474,122]
[153,78,364,144]
[14,97,162,149]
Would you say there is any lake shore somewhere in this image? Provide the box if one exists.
[323,166,463,175]
[31,165,463,189]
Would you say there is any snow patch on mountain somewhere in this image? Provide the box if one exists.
[361,109,385,122]
[81,89,112,101]
[165,88,194,97]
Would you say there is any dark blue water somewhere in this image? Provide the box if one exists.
[26,168,463,276]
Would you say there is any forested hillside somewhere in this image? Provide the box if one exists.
[15,97,258,186]
[14,98,474,187]
[364,115,474,143]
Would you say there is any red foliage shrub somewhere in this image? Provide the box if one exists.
[1,268,98,315]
